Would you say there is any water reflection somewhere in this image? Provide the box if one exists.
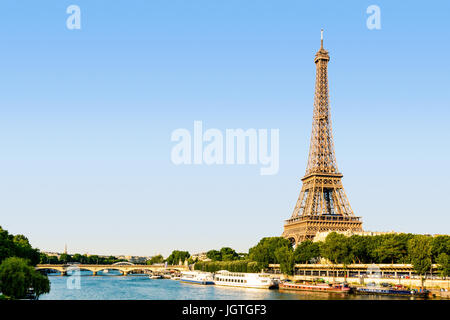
[41,274,419,300]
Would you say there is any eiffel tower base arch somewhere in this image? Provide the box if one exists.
[282,216,363,246]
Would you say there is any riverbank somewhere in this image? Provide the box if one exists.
[283,274,450,290]
[278,275,450,299]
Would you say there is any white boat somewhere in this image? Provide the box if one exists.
[213,270,277,289]
[180,271,214,285]
[149,274,163,279]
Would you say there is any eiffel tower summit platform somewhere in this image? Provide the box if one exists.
[282,30,363,245]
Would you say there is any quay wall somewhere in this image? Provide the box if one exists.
[268,264,450,290]
[281,275,450,290]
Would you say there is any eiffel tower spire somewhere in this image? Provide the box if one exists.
[306,28,338,176]
[282,30,362,245]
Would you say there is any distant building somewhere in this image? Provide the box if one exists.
[116,255,149,264]
[191,252,208,261]
[42,251,61,259]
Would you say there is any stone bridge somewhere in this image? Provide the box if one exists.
[36,263,189,276]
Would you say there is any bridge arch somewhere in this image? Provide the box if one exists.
[111,261,135,266]
[96,267,134,275]
[36,266,65,274]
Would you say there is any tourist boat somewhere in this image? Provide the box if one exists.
[149,274,163,279]
[355,284,430,297]
[279,280,351,293]
[180,271,215,285]
[213,270,278,289]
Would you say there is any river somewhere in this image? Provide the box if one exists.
[40,271,418,300]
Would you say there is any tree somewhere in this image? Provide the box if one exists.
[187,257,198,265]
[275,247,295,275]
[394,233,416,263]
[72,254,83,263]
[294,240,320,264]
[206,250,222,261]
[40,253,59,264]
[436,253,450,279]
[365,235,383,263]
[220,247,239,261]
[249,237,292,269]
[166,250,190,265]
[59,253,71,264]
[320,233,351,264]
[408,235,432,287]
[205,248,239,261]
[0,227,14,263]
[0,226,41,266]
[87,255,99,264]
[376,235,406,264]
[0,257,50,299]
[194,260,260,273]
[348,235,370,264]
[12,235,40,266]
[432,236,450,262]
[147,254,164,265]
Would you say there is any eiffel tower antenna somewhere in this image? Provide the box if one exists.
[282,30,363,245]
[321,29,324,48]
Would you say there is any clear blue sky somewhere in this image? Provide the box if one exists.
[0,1,448,256]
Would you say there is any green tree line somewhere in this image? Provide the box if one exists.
[0,226,50,299]
[194,260,260,273]
[206,247,245,261]
[193,234,450,277]
[0,226,41,265]
[39,252,128,265]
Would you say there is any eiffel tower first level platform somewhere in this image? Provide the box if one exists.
[282,30,362,245]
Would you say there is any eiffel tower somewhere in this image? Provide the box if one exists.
[282,30,363,245]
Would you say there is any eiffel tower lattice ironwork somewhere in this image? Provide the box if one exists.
[282,30,363,245]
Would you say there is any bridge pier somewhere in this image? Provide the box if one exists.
[92,271,97,276]
[122,271,128,276]
[60,271,67,276]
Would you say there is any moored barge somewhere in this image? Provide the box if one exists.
[279,280,351,293]
[356,284,430,297]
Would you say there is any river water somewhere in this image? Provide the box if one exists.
[40,271,417,300]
